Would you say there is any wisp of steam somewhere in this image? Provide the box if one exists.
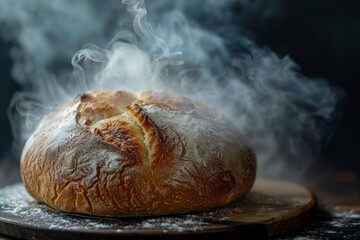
[0,0,343,180]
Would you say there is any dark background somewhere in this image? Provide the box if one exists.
[256,1,360,172]
[0,0,359,176]
[253,0,360,174]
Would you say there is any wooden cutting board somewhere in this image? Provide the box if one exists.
[0,178,316,239]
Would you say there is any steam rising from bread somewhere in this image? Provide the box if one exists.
[0,0,343,179]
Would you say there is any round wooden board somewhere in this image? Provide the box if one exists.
[0,178,316,240]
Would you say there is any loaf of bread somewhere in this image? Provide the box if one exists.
[20,90,256,217]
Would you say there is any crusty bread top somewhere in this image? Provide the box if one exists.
[20,90,256,217]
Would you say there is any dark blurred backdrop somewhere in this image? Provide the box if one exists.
[250,0,360,173]
[258,1,360,172]
[0,0,359,177]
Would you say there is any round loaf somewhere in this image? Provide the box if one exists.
[20,90,256,217]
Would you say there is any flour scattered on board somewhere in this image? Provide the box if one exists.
[0,182,314,235]
[0,183,223,232]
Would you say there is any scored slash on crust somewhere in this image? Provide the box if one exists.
[76,91,168,169]
[127,103,165,168]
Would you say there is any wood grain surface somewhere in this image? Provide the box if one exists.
[0,178,316,240]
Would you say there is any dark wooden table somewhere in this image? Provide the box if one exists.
[274,163,360,240]
[0,158,359,240]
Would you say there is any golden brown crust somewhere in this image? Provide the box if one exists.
[20,90,256,217]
